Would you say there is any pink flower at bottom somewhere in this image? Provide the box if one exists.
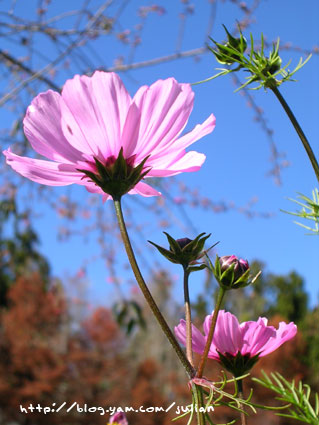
[108,412,128,425]
[175,310,297,375]
[3,71,216,201]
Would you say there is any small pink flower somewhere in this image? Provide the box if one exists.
[175,310,297,375]
[3,71,215,201]
[108,412,128,425]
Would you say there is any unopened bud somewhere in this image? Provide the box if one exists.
[213,254,258,290]
[149,232,214,271]
[220,255,249,281]
[209,25,247,65]
[175,237,193,250]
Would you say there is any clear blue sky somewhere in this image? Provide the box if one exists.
[1,0,319,309]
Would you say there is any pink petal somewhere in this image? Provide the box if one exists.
[23,90,84,163]
[3,149,82,186]
[120,102,141,157]
[209,310,243,356]
[61,72,132,159]
[141,113,215,169]
[259,322,297,357]
[174,320,207,355]
[109,412,128,425]
[171,113,216,151]
[84,181,111,202]
[133,79,194,160]
[147,151,206,177]
[241,319,276,357]
[60,75,108,159]
[129,181,161,197]
[90,71,132,155]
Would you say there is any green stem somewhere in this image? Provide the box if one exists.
[183,269,207,425]
[271,85,319,183]
[192,383,206,425]
[196,288,226,378]
[183,267,194,367]
[113,198,195,378]
[237,379,247,425]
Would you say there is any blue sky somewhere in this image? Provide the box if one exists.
[1,0,318,309]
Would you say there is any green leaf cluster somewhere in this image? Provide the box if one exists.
[203,26,311,91]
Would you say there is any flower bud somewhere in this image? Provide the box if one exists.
[209,25,247,65]
[220,255,249,282]
[149,232,213,270]
[176,237,193,249]
[213,254,258,290]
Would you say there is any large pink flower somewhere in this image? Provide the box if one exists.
[175,310,297,374]
[3,71,215,200]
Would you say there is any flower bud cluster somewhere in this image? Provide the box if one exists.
[208,25,311,91]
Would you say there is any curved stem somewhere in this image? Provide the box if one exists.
[271,85,319,183]
[196,288,226,378]
[113,198,195,378]
[237,379,247,425]
[183,267,194,367]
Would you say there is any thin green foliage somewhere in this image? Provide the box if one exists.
[282,189,319,234]
[173,373,256,425]
[253,371,319,424]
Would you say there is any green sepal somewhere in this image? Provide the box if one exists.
[78,149,151,199]
[185,232,211,256]
[232,268,251,286]
[208,24,247,65]
[214,255,221,276]
[217,351,259,377]
[164,231,183,254]
[77,168,100,184]
[148,240,179,264]
[220,263,236,287]
[129,154,151,179]
[112,147,127,179]
[94,157,112,180]
[188,263,208,273]
[222,24,247,53]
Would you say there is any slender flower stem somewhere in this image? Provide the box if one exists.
[183,267,194,367]
[237,379,247,425]
[271,85,319,183]
[196,288,226,378]
[113,198,195,378]
[191,383,206,425]
[182,268,207,424]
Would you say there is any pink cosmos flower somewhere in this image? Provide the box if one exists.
[175,310,297,375]
[108,412,128,425]
[3,71,215,201]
